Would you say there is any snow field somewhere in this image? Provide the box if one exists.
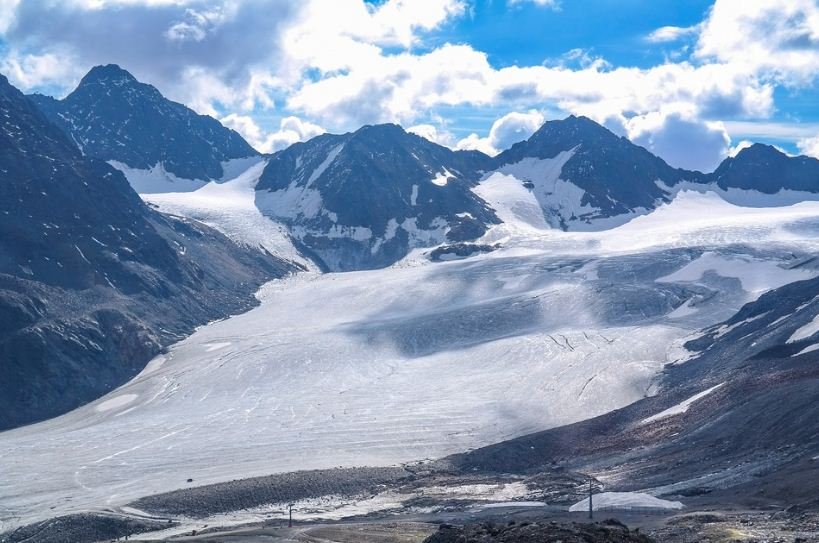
[569,492,684,512]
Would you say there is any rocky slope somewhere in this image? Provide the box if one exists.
[425,520,655,543]
[29,64,256,184]
[711,142,819,193]
[255,123,498,270]
[0,73,294,430]
[490,115,706,230]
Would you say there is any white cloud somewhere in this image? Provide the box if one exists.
[507,0,559,8]
[723,120,819,141]
[1,0,297,112]
[286,40,774,132]
[164,6,234,42]
[3,0,819,164]
[222,113,325,153]
[728,140,754,157]
[456,110,544,156]
[646,25,698,43]
[798,135,819,159]
[406,123,456,146]
[696,0,819,86]
[0,0,20,33]
[455,133,495,156]
[626,109,730,172]
[0,50,83,91]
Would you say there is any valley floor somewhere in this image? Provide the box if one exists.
[4,190,819,534]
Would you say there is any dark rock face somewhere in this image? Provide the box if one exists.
[493,116,705,229]
[0,73,294,430]
[256,124,498,270]
[424,520,655,543]
[711,143,819,193]
[29,64,257,181]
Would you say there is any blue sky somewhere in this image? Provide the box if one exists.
[1,0,819,170]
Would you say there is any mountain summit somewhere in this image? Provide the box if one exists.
[255,123,497,270]
[29,64,257,182]
[712,143,819,193]
[492,115,705,229]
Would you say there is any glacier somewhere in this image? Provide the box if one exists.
[3,167,819,531]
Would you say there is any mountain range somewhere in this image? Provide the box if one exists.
[4,63,819,540]
[26,65,819,271]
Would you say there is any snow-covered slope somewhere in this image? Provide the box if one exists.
[143,158,311,268]
[3,191,819,530]
[255,124,497,270]
[483,117,819,234]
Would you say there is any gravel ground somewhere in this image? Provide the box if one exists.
[130,467,413,518]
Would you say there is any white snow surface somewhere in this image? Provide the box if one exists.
[788,314,819,344]
[794,343,819,356]
[0,256,698,530]
[472,189,819,257]
[254,144,344,222]
[569,492,684,512]
[640,383,724,425]
[111,157,260,194]
[657,251,814,302]
[143,158,310,267]
[476,149,650,233]
[110,160,208,193]
[431,167,456,186]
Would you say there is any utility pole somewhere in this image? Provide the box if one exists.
[588,477,594,521]
[288,503,294,528]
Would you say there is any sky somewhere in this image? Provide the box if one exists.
[1,0,819,172]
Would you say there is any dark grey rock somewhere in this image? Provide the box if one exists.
[29,64,257,181]
[256,124,498,270]
[712,143,819,193]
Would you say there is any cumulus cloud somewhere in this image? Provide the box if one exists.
[1,0,296,110]
[287,40,775,133]
[164,6,232,42]
[646,25,699,43]
[0,50,83,90]
[728,140,754,157]
[456,110,545,156]
[406,123,456,146]
[626,110,730,172]
[222,113,325,153]
[507,0,559,8]
[798,135,819,159]
[696,0,819,85]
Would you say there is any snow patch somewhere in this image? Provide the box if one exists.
[307,144,344,187]
[109,161,207,194]
[788,314,819,344]
[657,252,815,300]
[95,394,138,413]
[431,167,455,186]
[641,383,724,425]
[204,342,232,352]
[144,159,309,267]
[794,343,819,356]
[570,492,683,512]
